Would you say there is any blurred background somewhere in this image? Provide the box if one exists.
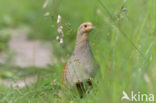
[0,0,156,102]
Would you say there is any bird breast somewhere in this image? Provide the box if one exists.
[66,47,96,87]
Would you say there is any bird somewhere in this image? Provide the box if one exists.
[62,22,99,97]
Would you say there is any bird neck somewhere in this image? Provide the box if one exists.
[74,32,91,55]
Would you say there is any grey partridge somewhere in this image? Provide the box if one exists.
[62,22,99,96]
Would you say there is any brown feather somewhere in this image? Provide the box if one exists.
[61,22,99,98]
[62,62,68,84]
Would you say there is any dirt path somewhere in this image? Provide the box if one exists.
[0,28,56,67]
[0,28,57,88]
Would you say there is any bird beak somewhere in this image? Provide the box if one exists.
[91,26,95,30]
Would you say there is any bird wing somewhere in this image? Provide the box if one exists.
[62,62,68,84]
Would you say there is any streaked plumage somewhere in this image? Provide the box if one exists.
[62,22,99,97]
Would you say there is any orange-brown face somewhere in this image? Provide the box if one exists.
[79,22,94,33]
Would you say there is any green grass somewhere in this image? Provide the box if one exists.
[0,0,156,103]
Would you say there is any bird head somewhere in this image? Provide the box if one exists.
[76,22,94,42]
[78,22,94,34]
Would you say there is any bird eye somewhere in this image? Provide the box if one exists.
[84,25,87,28]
